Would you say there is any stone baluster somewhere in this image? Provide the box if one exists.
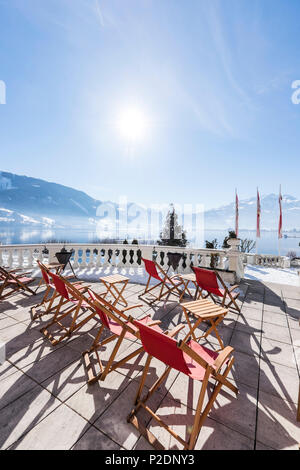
[6,248,13,269]
[17,247,24,268]
[130,246,139,268]
[102,248,110,267]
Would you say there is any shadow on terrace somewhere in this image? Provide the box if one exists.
[0,276,299,450]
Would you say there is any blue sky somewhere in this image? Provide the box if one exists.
[0,0,300,210]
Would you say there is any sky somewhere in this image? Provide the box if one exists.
[0,0,300,211]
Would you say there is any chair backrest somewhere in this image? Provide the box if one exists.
[48,272,70,300]
[88,290,110,330]
[37,261,50,285]
[142,258,162,282]
[192,267,223,297]
[0,267,8,280]
[134,320,191,376]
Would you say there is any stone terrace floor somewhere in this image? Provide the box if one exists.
[0,278,300,450]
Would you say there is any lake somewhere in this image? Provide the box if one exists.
[0,225,299,256]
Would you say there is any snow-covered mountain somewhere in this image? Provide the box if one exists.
[205,194,300,231]
[0,171,100,220]
[0,171,299,231]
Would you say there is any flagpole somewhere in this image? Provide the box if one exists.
[256,187,258,255]
[278,184,282,257]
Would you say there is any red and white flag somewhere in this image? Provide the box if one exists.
[256,188,261,238]
[235,190,239,237]
[278,185,283,239]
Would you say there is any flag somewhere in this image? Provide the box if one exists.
[278,185,283,239]
[257,188,261,238]
[235,190,239,237]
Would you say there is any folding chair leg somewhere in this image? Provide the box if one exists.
[188,366,211,449]
[133,354,152,405]
[128,364,172,419]
[100,329,127,381]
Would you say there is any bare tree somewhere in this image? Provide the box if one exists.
[240,239,256,253]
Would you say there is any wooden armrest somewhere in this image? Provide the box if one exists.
[165,323,185,338]
[123,304,143,312]
[228,285,239,292]
[147,320,161,327]
[78,285,91,293]
[214,346,234,372]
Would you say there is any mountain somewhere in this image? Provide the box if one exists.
[204,194,300,231]
[0,171,100,221]
[1,171,300,231]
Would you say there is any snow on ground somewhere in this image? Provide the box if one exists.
[31,264,300,286]
[244,265,300,286]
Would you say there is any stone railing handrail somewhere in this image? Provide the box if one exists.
[0,242,245,282]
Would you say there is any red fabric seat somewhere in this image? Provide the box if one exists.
[183,340,219,380]
[134,320,223,382]
[192,267,223,297]
[88,290,161,339]
[49,272,89,307]
[7,276,33,284]
[142,258,164,282]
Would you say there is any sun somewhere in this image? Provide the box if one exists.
[117,107,147,141]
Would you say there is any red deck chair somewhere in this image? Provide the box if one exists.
[192,266,241,313]
[139,258,184,304]
[31,261,85,320]
[128,320,238,450]
[0,266,36,300]
[82,290,163,383]
[40,272,94,346]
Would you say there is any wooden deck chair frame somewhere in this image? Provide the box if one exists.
[193,267,241,313]
[82,291,162,384]
[40,273,94,346]
[139,258,184,304]
[0,266,36,300]
[31,261,84,320]
[128,323,238,450]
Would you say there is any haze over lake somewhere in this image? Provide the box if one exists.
[1,225,299,256]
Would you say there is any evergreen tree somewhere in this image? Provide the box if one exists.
[157,204,188,247]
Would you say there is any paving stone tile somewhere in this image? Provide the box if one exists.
[230,329,261,356]
[261,322,291,344]
[0,369,37,410]
[65,370,130,423]
[287,314,300,330]
[71,425,120,450]
[256,391,300,450]
[93,380,161,450]
[239,307,263,322]
[9,403,89,450]
[259,359,299,404]
[143,394,254,450]
[263,303,286,315]
[41,359,87,402]
[263,311,288,327]
[234,316,262,334]
[0,316,19,330]
[208,383,257,440]
[227,350,260,389]
[22,345,79,383]
[0,385,60,449]
[289,327,300,345]
[261,337,296,368]
[0,323,41,358]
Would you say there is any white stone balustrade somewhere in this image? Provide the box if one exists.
[4,241,293,282]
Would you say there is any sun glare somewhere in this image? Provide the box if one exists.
[117,108,147,141]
